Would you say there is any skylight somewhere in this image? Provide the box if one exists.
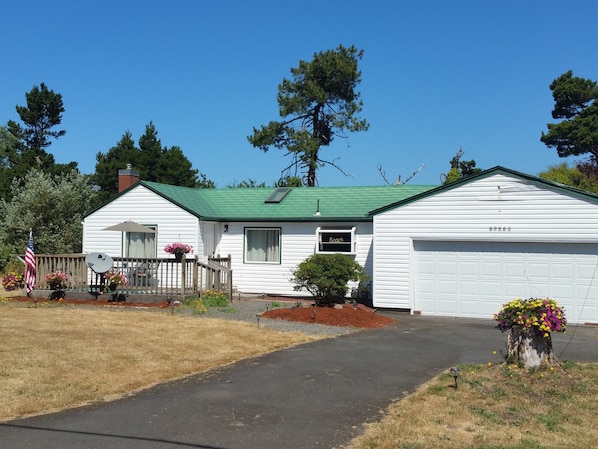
[265,187,291,203]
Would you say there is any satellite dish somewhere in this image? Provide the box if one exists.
[85,252,114,274]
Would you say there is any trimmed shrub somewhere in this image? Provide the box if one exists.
[291,253,368,306]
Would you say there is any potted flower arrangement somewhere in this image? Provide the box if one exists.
[164,242,193,262]
[104,269,128,291]
[494,297,566,367]
[45,270,68,289]
[2,271,25,291]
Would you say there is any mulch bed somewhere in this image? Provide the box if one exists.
[262,303,395,328]
[9,296,171,308]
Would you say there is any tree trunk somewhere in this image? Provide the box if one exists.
[507,326,559,368]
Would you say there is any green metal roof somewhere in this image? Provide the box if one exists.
[140,181,437,222]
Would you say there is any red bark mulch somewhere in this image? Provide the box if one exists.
[7,296,395,329]
[9,295,171,308]
[261,303,395,329]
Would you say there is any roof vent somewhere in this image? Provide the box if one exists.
[265,187,291,204]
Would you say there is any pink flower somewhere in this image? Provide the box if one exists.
[164,242,193,254]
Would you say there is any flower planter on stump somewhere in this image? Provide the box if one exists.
[507,326,558,368]
[495,297,566,368]
[174,252,184,262]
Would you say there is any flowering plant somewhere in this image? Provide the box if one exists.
[164,242,193,254]
[104,269,128,286]
[45,270,68,288]
[2,272,25,291]
[494,297,566,338]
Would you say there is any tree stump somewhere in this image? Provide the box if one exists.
[507,326,559,367]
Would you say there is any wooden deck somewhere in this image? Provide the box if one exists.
[31,253,232,302]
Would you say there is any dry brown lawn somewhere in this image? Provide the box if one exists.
[0,300,320,422]
[346,361,598,449]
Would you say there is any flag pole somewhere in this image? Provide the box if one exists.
[25,228,36,305]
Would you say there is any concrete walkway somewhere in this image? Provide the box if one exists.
[1,314,596,449]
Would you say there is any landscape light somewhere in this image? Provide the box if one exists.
[450,367,460,389]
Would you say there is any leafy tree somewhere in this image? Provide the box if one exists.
[0,169,97,269]
[442,147,482,185]
[576,156,598,185]
[291,253,368,306]
[93,123,214,202]
[226,176,303,188]
[274,175,303,187]
[541,70,598,159]
[248,44,369,186]
[227,179,267,188]
[538,162,598,194]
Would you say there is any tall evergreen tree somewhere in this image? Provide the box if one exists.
[93,131,139,203]
[137,121,164,181]
[93,123,213,201]
[2,84,77,201]
[7,82,66,154]
[541,70,598,159]
[248,44,369,186]
[155,146,202,187]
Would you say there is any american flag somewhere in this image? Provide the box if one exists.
[25,229,36,295]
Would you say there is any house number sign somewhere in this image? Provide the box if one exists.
[489,226,511,232]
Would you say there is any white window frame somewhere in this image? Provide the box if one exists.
[316,227,356,255]
[244,227,281,264]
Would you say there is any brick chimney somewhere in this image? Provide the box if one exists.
[118,164,140,192]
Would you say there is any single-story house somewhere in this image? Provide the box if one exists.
[82,166,598,324]
[81,165,434,297]
[371,166,598,325]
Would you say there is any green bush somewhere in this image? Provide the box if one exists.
[179,291,230,315]
[180,297,207,315]
[291,253,368,306]
[201,290,229,307]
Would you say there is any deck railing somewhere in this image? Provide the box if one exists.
[32,253,232,300]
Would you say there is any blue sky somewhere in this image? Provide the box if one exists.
[1,0,597,187]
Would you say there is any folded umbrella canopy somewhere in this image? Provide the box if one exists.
[102,221,155,233]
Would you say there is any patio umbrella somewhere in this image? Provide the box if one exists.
[102,221,155,233]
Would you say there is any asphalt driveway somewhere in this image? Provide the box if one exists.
[1,314,596,449]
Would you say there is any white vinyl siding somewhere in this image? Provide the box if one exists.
[217,222,373,296]
[83,185,202,260]
[373,173,598,324]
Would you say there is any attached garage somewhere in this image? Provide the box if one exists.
[372,167,598,325]
[414,241,598,323]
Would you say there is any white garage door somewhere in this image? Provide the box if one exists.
[414,241,598,324]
